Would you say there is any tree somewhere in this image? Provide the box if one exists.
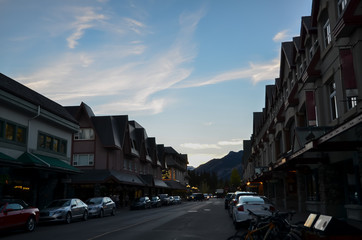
[230,168,241,190]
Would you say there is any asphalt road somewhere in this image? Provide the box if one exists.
[2,198,238,240]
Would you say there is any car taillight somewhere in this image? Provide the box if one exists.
[269,206,276,212]
[233,200,237,204]
[237,205,244,211]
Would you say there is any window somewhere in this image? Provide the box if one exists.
[323,19,331,48]
[329,82,338,120]
[74,128,94,140]
[73,154,94,166]
[347,96,357,109]
[0,119,26,145]
[38,132,67,154]
[338,0,349,16]
[5,123,15,141]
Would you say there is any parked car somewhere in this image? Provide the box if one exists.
[130,197,151,210]
[224,192,234,209]
[85,197,116,218]
[228,191,258,216]
[232,195,275,227]
[39,198,88,224]
[159,194,170,206]
[173,196,182,204]
[190,193,204,201]
[169,196,175,205]
[150,196,161,208]
[0,199,39,232]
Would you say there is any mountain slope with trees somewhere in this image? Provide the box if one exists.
[194,150,243,180]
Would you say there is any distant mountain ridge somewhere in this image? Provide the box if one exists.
[194,150,243,180]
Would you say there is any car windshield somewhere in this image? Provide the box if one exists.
[152,197,158,200]
[47,200,70,208]
[86,198,102,205]
[138,197,145,202]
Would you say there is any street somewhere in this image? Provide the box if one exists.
[2,198,237,240]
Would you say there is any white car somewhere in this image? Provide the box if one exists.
[232,196,275,227]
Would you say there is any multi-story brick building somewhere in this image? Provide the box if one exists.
[242,0,362,223]
[65,102,175,205]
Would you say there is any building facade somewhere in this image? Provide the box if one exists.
[242,0,362,223]
[0,74,188,208]
[0,73,80,208]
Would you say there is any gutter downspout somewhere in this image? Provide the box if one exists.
[27,106,50,167]
[27,105,41,153]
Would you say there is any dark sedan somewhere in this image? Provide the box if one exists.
[150,196,161,208]
[0,199,39,232]
[86,197,116,218]
[130,197,151,210]
[40,198,88,224]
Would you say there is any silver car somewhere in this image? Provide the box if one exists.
[86,197,116,218]
[40,198,88,224]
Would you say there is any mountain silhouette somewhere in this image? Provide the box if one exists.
[194,150,243,180]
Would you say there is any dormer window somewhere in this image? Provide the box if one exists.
[323,19,331,48]
[338,0,349,16]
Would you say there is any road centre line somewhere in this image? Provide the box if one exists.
[87,215,164,240]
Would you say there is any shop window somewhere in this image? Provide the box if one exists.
[306,170,320,201]
[346,160,361,204]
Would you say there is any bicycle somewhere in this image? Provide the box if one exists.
[227,210,303,240]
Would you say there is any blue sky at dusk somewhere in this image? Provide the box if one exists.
[0,0,312,167]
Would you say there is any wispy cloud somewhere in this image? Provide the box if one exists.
[181,138,243,150]
[218,139,243,146]
[273,29,290,42]
[176,57,280,88]
[17,7,205,115]
[180,143,221,150]
[67,7,106,49]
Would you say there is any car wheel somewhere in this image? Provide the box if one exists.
[99,209,104,218]
[111,208,116,216]
[25,216,36,232]
[65,212,72,224]
[83,210,88,221]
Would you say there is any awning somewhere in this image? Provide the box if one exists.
[154,179,169,188]
[0,152,20,166]
[16,152,81,174]
[71,169,145,186]
[140,174,154,187]
[164,180,186,190]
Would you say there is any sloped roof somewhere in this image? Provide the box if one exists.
[0,73,77,124]
[65,102,95,120]
[91,115,128,149]
[265,85,276,112]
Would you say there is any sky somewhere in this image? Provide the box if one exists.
[0,0,313,168]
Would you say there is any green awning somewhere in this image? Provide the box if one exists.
[0,152,16,161]
[34,154,81,173]
[16,152,81,174]
[0,152,23,166]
